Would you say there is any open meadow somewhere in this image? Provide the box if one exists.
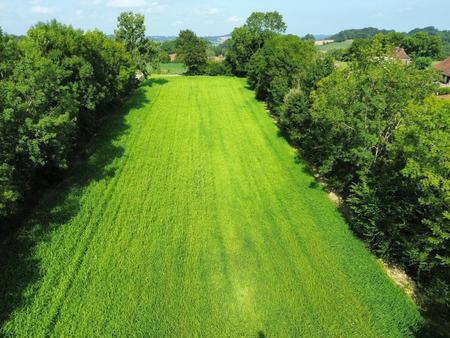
[1,76,422,337]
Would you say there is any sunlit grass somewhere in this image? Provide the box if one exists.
[1,76,422,337]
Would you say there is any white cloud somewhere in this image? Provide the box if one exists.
[171,20,184,27]
[227,15,244,23]
[146,2,167,14]
[194,7,221,16]
[80,0,102,5]
[31,6,56,14]
[207,8,220,15]
[76,9,83,15]
[107,0,147,8]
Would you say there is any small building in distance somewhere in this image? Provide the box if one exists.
[394,47,411,65]
[211,55,225,63]
[434,57,450,85]
[169,53,177,62]
[314,39,334,46]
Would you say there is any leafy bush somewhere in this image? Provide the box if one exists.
[205,61,231,76]
[437,86,450,95]
[0,22,134,224]
[247,35,318,115]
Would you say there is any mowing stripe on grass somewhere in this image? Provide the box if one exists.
[1,76,421,337]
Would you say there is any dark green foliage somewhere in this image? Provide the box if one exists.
[0,22,134,223]
[348,98,450,312]
[309,59,434,193]
[414,56,433,69]
[409,26,450,58]
[159,39,177,54]
[205,61,231,76]
[115,12,161,77]
[212,41,229,56]
[239,19,448,316]
[330,27,394,42]
[302,34,316,42]
[346,32,443,61]
[225,12,287,77]
[225,27,259,76]
[403,32,442,59]
[245,11,287,41]
[247,35,317,114]
[437,87,450,95]
[175,30,208,75]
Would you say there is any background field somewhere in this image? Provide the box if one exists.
[1,76,421,337]
[317,39,353,52]
[157,62,187,74]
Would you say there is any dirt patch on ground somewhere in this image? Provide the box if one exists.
[438,94,450,100]
[308,167,417,301]
[379,260,417,300]
[327,191,343,205]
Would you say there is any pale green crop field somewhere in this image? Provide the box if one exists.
[317,39,353,52]
[158,62,187,74]
[0,76,421,337]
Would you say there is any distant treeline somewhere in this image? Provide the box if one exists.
[330,26,450,58]
[330,27,395,41]
[225,12,450,331]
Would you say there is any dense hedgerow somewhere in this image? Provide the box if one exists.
[226,12,449,321]
[0,21,135,225]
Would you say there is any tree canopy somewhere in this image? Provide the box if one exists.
[175,30,208,75]
[225,11,287,77]
[0,21,134,223]
[115,12,161,77]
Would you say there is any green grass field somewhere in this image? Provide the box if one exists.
[317,40,353,52]
[0,76,422,337]
[157,62,187,74]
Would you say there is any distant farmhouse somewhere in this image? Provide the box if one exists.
[434,57,450,85]
[169,53,177,62]
[314,39,334,46]
[394,47,411,65]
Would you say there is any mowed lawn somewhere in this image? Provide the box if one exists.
[1,76,422,337]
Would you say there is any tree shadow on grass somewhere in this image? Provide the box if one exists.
[0,79,165,330]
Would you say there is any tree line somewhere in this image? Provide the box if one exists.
[329,26,450,61]
[225,11,450,327]
[0,13,169,229]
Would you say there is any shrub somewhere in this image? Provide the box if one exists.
[205,61,231,76]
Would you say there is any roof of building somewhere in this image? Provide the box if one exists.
[434,56,450,77]
[394,47,410,60]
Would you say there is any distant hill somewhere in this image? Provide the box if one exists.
[150,35,231,45]
[408,26,450,57]
[203,35,231,44]
[408,26,442,35]
[150,36,177,42]
[314,34,331,40]
[330,27,394,42]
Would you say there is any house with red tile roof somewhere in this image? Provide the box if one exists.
[434,57,450,85]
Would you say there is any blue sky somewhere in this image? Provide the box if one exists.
[1,0,449,36]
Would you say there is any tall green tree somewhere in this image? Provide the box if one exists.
[247,35,317,114]
[115,12,146,54]
[309,59,435,192]
[175,30,207,75]
[245,11,287,44]
[0,22,134,224]
[115,12,160,77]
[226,11,287,76]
